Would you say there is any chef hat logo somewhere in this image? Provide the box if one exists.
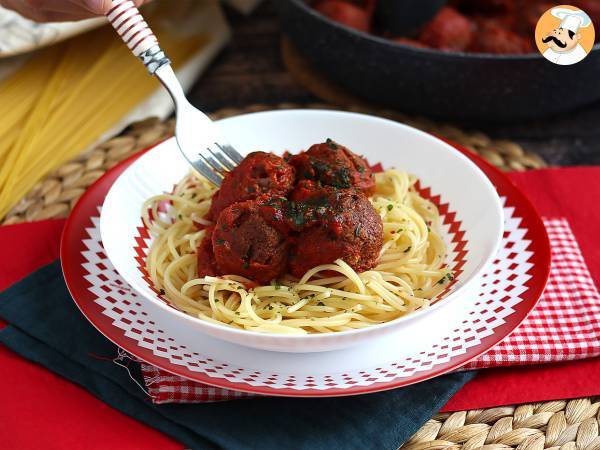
[535,4,595,66]
[551,7,592,33]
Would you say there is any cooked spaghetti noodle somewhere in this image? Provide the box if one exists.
[142,169,453,334]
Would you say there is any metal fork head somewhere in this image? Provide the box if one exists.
[174,103,244,187]
[153,64,244,187]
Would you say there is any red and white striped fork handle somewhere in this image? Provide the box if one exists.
[105,0,170,73]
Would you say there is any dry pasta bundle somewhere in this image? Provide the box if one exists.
[0,4,215,220]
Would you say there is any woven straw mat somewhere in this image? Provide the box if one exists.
[5,104,599,450]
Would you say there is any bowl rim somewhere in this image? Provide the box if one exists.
[100,109,504,341]
[284,0,600,61]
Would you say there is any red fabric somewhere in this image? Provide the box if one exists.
[0,219,182,450]
[441,166,600,410]
[442,357,600,412]
[0,219,66,291]
[462,217,600,368]
[508,167,600,283]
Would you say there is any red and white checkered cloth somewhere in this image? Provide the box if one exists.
[139,217,600,404]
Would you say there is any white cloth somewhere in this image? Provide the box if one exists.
[543,44,588,65]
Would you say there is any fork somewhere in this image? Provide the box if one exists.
[105,0,243,186]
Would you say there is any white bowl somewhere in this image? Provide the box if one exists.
[100,110,503,352]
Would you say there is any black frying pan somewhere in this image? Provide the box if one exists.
[276,0,600,123]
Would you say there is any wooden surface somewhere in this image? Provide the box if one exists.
[188,2,600,167]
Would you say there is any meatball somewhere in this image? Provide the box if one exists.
[207,152,295,221]
[287,185,383,278]
[418,7,475,51]
[313,1,372,32]
[469,18,532,54]
[288,140,375,195]
[212,198,289,284]
[196,226,219,278]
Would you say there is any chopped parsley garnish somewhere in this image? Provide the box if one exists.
[427,226,431,232]
[177,214,182,220]
[403,246,411,253]
[354,225,362,237]
[286,201,308,227]
[191,193,197,198]
[215,239,225,246]
[397,228,404,233]
[308,157,351,188]
[331,167,352,188]
[387,204,394,211]
[247,186,256,193]
[357,165,365,173]
[317,302,325,306]
[325,138,338,150]
[437,273,454,285]
[242,262,249,269]
[260,198,285,210]
[310,158,331,177]
[274,280,281,290]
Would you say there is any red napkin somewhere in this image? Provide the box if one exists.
[442,166,600,411]
[0,220,182,450]
[442,357,600,411]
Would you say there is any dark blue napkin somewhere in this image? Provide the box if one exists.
[0,261,475,450]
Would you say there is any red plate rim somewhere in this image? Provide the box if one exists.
[60,137,551,397]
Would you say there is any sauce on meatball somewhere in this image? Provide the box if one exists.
[207,151,295,221]
[211,198,289,284]
[196,225,219,278]
[288,140,375,196]
[287,182,383,277]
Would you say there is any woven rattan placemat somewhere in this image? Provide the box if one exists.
[3,104,599,450]
[3,102,545,224]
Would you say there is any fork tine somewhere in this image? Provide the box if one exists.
[207,145,236,171]
[202,148,229,177]
[192,157,224,186]
[216,143,244,165]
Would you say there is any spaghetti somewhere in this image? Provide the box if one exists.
[142,168,453,334]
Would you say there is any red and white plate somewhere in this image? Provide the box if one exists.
[61,111,550,397]
[99,111,504,352]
